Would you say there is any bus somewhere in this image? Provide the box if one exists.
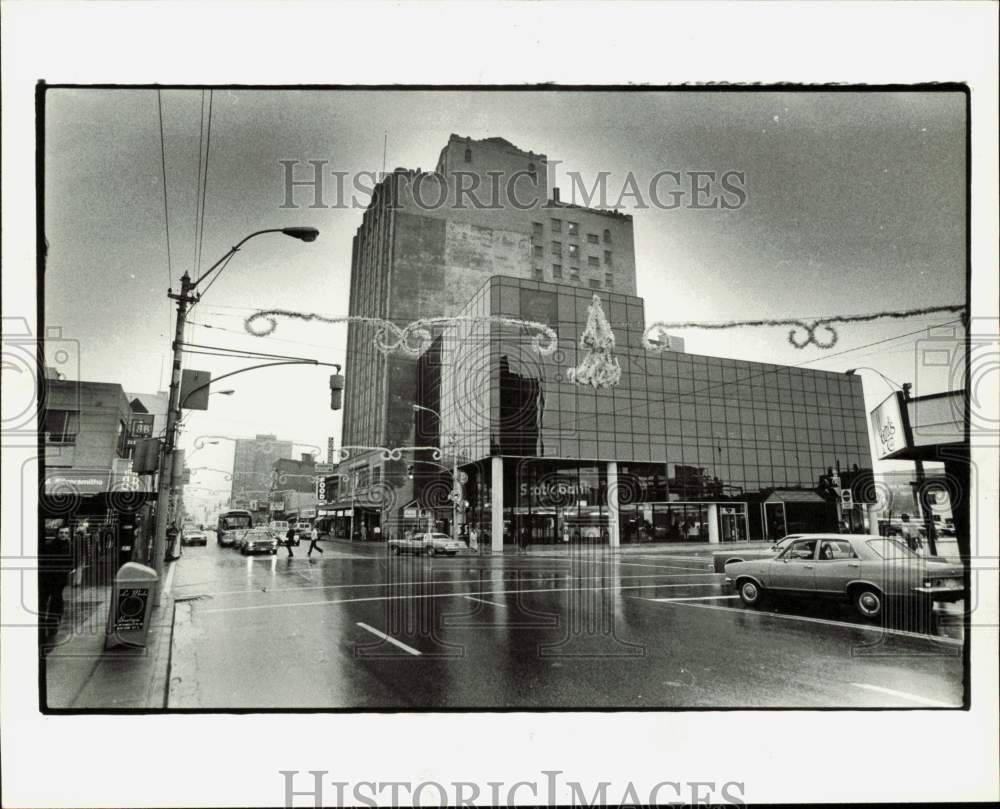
[217,509,253,547]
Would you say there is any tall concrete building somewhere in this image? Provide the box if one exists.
[230,434,293,508]
[336,135,636,533]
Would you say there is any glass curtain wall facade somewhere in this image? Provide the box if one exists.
[419,276,872,545]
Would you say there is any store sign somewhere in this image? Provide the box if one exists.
[125,413,155,455]
[520,479,586,501]
[870,392,910,460]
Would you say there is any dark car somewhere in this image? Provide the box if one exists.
[239,528,279,556]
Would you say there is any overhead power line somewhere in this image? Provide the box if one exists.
[156,89,173,287]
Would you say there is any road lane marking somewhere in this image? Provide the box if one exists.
[464,595,507,607]
[529,554,709,572]
[646,595,741,602]
[202,581,725,614]
[648,600,963,646]
[181,571,724,599]
[355,623,422,656]
[850,682,957,708]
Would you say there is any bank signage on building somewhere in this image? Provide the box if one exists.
[520,478,587,503]
[870,391,911,460]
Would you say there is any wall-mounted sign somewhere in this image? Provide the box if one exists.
[870,391,911,461]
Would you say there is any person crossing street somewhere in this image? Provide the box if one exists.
[307,524,324,556]
[284,526,295,557]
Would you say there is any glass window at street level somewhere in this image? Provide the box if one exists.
[43,409,79,444]
[587,233,599,244]
[568,221,579,236]
[551,218,562,233]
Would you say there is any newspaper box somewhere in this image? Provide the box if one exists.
[105,562,159,648]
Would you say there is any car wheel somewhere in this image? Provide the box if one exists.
[737,578,765,607]
[852,586,884,620]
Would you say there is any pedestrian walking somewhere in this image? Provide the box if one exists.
[39,525,74,648]
[307,524,324,556]
[284,526,295,557]
[518,525,529,554]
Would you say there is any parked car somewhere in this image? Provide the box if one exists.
[388,532,465,556]
[240,527,279,556]
[180,522,207,546]
[711,534,803,573]
[724,534,965,620]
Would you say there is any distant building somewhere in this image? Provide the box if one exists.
[271,453,318,521]
[230,434,292,508]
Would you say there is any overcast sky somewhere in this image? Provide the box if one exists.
[43,89,966,496]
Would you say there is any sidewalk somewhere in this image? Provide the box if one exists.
[42,562,177,710]
[320,536,769,556]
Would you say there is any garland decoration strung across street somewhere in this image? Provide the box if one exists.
[566,294,622,389]
[643,303,966,351]
[244,309,559,357]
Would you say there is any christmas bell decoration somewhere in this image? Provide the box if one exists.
[567,294,622,389]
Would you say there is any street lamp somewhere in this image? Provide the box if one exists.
[152,227,320,595]
[412,404,464,542]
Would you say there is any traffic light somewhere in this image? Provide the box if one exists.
[329,373,344,410]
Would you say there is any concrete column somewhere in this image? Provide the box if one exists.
[707,503,720,544]
[491,456,504,556]
[607,461,620,548]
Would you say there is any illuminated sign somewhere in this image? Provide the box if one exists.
[870,391,911,460]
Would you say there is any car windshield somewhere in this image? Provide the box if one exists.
[866,538,917,559]
[222,516,252,530]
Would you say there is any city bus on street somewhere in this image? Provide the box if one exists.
[217,509,253,547]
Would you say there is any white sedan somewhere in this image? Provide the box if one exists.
[388,532,465,556]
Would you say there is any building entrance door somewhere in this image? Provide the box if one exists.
[718,506,748,542]
[764,502,787,540]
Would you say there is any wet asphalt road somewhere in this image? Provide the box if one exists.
[166,536,964,709]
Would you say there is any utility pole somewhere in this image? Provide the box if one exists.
[152,272,196,600]
[902,382,937,556]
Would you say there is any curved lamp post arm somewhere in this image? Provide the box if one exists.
[179,359,342,409]
[190,228,317,289]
